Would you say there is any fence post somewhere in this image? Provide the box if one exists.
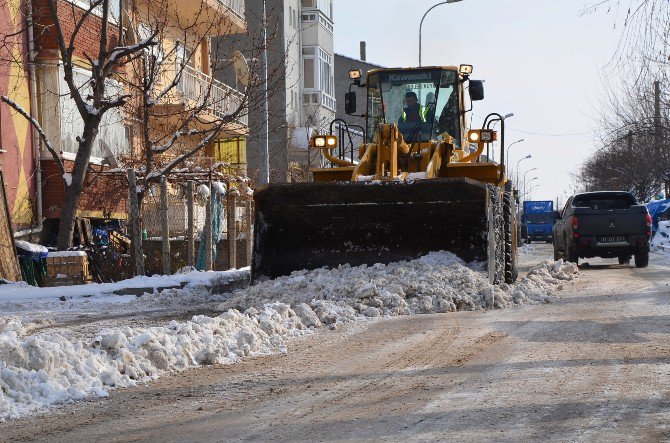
[227,189,238,270]
[160,176,171,275]
[186,180,195,268]
[204,189,213,271]
[127,169,144,276]
[246,198,253,267]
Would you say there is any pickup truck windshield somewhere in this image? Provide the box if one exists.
[572,194,636,210]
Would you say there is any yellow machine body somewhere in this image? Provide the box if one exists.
[252,65,518,284]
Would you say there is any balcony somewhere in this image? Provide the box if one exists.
[136,0,246,35]
[303,91,336,113]
[178,65,248,132]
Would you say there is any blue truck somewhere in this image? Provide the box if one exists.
[522,200,555,244]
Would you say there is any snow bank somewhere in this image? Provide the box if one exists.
[0,269,247,303]
[220,251,578,320]
[651,221,670,253]
[0,305,309,420]
[0,252,577,421]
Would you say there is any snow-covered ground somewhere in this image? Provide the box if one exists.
[0,252,577,421]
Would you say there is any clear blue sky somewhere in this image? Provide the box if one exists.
[333,0,621,205]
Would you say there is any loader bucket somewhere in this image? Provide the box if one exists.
[252,178,490,281]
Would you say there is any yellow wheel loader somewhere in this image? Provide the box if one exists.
[252,65,518,284]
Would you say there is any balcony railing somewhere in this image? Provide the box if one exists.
[303,91,336,112]
[218,0,245,22]
[179,65,248,127]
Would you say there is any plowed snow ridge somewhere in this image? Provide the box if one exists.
[0,252,577,420]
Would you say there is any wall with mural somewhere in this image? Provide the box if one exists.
[0,0,36,232]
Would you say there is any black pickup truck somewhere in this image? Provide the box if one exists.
[553,191,652,267]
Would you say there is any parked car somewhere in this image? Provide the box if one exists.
[553,191,652,267]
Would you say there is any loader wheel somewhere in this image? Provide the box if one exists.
[487,186,505,286]
[503,192,518,284]
[618,256,631,265]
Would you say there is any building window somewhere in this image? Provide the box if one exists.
[40,65,130,160]
[303,47,315,89]
[318,48,333,97]
[213,138,247,165]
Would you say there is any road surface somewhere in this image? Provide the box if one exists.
[2,244,670,442]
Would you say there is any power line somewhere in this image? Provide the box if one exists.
[506,128,597,138]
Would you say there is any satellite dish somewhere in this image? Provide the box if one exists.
[232,49,251,87]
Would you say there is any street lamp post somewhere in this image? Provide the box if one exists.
[506,139,525,171]
[522,169,538,201]
[515,155,531,190]
[419,0,464,66]
[524,176,538,200]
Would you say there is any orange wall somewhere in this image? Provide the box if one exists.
[0,0,36,231]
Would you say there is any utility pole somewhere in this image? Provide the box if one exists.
[259,0,270,185]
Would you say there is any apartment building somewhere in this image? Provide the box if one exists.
[218,0,335,183]
[24,0,247,237]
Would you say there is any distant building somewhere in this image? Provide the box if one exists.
[217,0,336,183]
[333,44,383,153]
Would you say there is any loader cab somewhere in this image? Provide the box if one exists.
[364,67,465,147]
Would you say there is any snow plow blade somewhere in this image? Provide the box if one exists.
[252,178,489,281]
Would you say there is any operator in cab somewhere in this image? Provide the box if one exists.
[398,91,431,142]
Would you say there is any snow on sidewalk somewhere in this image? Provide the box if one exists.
[0,269,249,319]
[0,252,577,421]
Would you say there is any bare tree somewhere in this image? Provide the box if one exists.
[0,0,156,249]
[118,0,261,208]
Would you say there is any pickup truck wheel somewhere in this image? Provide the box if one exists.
[618,256,631,265]
[634,252,649,268]
[566,247,579,265]
[553,245,561,261]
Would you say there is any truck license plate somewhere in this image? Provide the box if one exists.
[598,236,626,243]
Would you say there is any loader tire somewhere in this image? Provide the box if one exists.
[503,192,519,284]
[488,186,505,286]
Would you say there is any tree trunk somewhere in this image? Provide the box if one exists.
[55,126,97,250]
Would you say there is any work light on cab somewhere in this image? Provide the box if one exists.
[459,64,473,75]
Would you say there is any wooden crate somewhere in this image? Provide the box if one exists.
[46,252,92,286]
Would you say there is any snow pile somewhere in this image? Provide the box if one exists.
[0,305,309,420]
[651,221,670,253]
[0,253,578,421]
[220,252,579,321]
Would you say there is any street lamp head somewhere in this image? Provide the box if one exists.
[503,113,514,119]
